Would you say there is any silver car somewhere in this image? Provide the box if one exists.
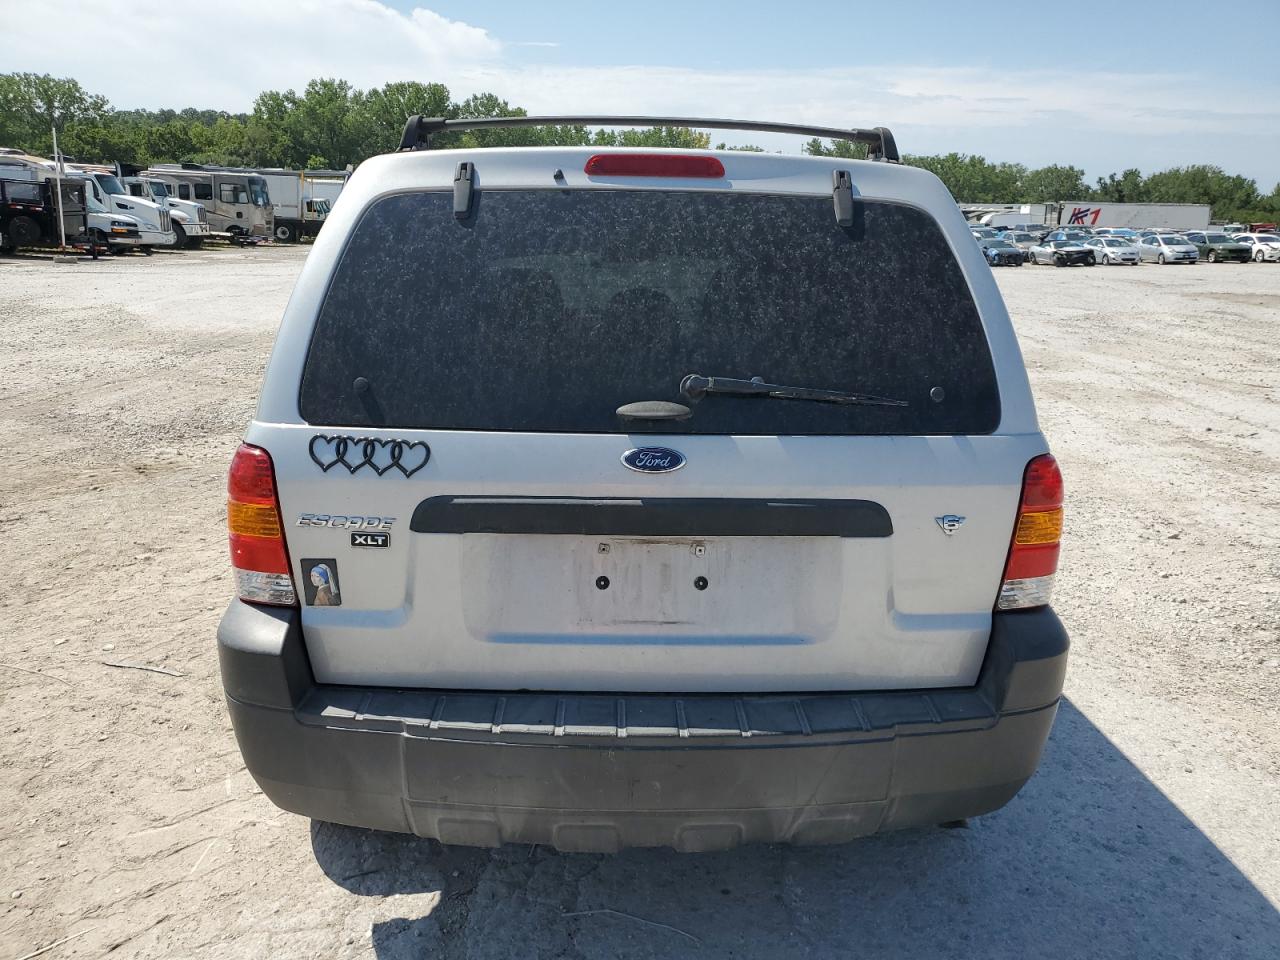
[999,231,1040,260]
[1086,237,1141,265]
[1029,239,1095,266]
[1138,234,1199,264]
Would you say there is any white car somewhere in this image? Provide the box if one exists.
[1086,237,1140,265]
[1234,233,1280,262]
[1138,233,1198,264]
[217,114,1068,852]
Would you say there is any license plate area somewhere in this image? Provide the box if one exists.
[460,534,843,640]
[589,539,716,625]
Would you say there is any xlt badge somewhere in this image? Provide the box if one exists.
[351,531,390,549]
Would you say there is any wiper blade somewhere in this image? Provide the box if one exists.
[680,374,908,408]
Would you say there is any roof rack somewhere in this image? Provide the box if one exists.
[397,115,900,162]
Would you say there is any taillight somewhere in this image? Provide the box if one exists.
[584,154,726,178]
[997,454,1063,611]
[227,443,297,606]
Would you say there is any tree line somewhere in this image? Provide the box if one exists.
[3,72,1278,222]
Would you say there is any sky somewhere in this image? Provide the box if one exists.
[2,0,1277,188]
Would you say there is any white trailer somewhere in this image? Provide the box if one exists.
[1054,202,1211,231]
[257,170,348,242]
[305,176,346,209]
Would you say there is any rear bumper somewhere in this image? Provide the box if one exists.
[218,603,1068,851]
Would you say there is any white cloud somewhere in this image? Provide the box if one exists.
[0,0,500,107]
[1,1,1276,185]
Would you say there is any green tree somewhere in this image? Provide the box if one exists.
[361,81,454,153]
[1094,168,1146,203]
[1141,165,1259,219]
[901,153,1025,203]
[0,73,110,154]
[1019,164,1092,202]
[803,137,868,160]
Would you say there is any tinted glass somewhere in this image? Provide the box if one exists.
[301,190,1000,436]
[4,181,41,203]
[95,174,126,196]
[219,182,249,204]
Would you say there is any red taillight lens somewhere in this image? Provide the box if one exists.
[584,154,726,178]
[998,454,1063,610]
[227,443,297,605]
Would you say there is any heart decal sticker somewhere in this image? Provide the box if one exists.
[308,435,431,478]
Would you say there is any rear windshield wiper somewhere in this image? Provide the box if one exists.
[681,374,908,408]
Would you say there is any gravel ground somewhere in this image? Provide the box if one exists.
[1,247,1278,959]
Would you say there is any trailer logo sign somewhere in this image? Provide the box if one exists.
[1067,207,1103,226]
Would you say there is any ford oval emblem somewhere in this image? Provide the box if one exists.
[621,446,686,474]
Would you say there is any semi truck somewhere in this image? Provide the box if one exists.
[1053,202,1211,231]
[68,165,177,250]
[120,175,212,248]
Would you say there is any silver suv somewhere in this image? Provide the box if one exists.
[218,115,1068,852]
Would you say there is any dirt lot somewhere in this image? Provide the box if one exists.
[2,247,1278,959]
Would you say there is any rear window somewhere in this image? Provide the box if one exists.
[300,190,1000,435]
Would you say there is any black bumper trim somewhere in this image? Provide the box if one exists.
[218,604,1067,850]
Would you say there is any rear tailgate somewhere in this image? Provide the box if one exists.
[257,427,1041,692]
[251,149,1044,694]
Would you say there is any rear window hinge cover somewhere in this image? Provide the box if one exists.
[833,170,854,227]
[454,161,475,220]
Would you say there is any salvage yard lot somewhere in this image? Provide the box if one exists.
[1,247,1278,959]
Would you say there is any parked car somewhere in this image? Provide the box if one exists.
[1046,229,1090,244]
[1183,231,1252,263]
[1030,239,1095,266]
[980,238,1024,266]
[970,226,999,241]
[1085,237,1140,265]
[1138,233,1199,264]
[999,230,1040,259]
[1233,233,1280,262]
[216,114,1069,852]
[1094,227,1140,240]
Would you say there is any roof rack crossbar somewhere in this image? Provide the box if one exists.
[398,115,900,162]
